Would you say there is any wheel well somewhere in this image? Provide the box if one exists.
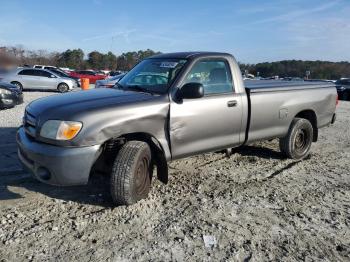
[99,133,168,184]
[295,110,318,142]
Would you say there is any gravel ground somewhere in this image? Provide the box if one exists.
[0,92,349,261]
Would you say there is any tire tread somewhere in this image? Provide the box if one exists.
[110,141,150,205]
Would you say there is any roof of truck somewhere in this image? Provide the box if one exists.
[149,52,232,59]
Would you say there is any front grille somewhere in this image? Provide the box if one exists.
[24,110,37,138]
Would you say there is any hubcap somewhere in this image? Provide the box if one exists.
[294,128,308,153]
[59,85,68,92]
[135,157,149,194]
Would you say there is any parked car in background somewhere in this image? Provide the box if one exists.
[0,69,9,81]
[69,70,106,84]
[335,78,350,100]
[283,77,304,81]
[48,68,81,87]
[33,65,58,71]
[95,70,109,75]
[109,70,127,77]
[95,73,125,88]
[0,81,23,109]
[1,68,77,92]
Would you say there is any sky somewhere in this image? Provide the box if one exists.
[0,0,349,63]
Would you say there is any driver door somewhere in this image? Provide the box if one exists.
[170,58,243,159]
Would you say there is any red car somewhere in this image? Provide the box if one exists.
[69,70,106,84]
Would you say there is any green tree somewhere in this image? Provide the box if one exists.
[115,49,160,71]
[87,51,104,69]
[102,51,117,70]
[57,49,84,69]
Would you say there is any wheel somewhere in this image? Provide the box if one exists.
[110,141,152,206]
[279,118,313,160]
[11,81,23,91]
[57,83,69,93]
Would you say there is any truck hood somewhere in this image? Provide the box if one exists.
[26,88,170,147]
[27,88,162,120]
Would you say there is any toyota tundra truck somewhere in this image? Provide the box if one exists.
[17,52,337,206]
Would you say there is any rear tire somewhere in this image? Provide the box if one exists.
[279,118,313,160]
[57,83,69,93]
[11,81,23,92]
[110,141,152,206]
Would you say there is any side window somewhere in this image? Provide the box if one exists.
[18,69,37,76]
[31,70,42,77]
[18,70,31,75]
[184,59,233,95]
[40,71,51,78]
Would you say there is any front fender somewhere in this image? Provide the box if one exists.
[76,101,171,160]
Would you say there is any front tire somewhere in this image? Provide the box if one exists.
[110,141,152,206]
[279,118,313,160]
[57,83,69,93]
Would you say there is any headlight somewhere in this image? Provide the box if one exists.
[0,89,12,95]
[40,120,82,140]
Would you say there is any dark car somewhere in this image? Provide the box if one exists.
[109,70,127,77]
[335,78,350,100]
[0,82,23,109]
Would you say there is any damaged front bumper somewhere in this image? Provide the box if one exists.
[16,127,101,186]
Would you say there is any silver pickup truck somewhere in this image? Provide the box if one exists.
[17,52,337,206]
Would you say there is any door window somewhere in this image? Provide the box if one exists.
[40,71,52,78]
[18,69,36,76]
[31,70,43,77]
[184,59,233,95]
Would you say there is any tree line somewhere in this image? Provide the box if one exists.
[1,45,349,79]
[239,60,350,80]
[0,46,160,71]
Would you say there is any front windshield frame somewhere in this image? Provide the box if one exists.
[118,58,188,94]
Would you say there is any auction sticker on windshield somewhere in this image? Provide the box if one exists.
[160,62,178,68]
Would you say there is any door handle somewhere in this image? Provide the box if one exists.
[227,100,237,107]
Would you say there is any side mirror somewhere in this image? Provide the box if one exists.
[50,74,56,78]
[178,82,204,99]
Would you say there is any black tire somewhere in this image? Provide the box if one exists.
[110,141,152,206]
[11,81,23,91]
[57,83,69,93]
[279,118,313,160]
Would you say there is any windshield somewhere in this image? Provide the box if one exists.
[118,58,187,94]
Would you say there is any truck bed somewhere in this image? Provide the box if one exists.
[243,80,337,144]
[244,80,335,93]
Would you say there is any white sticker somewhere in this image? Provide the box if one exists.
[160,62,178,68]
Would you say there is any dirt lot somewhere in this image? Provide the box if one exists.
[0,92,349,261]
